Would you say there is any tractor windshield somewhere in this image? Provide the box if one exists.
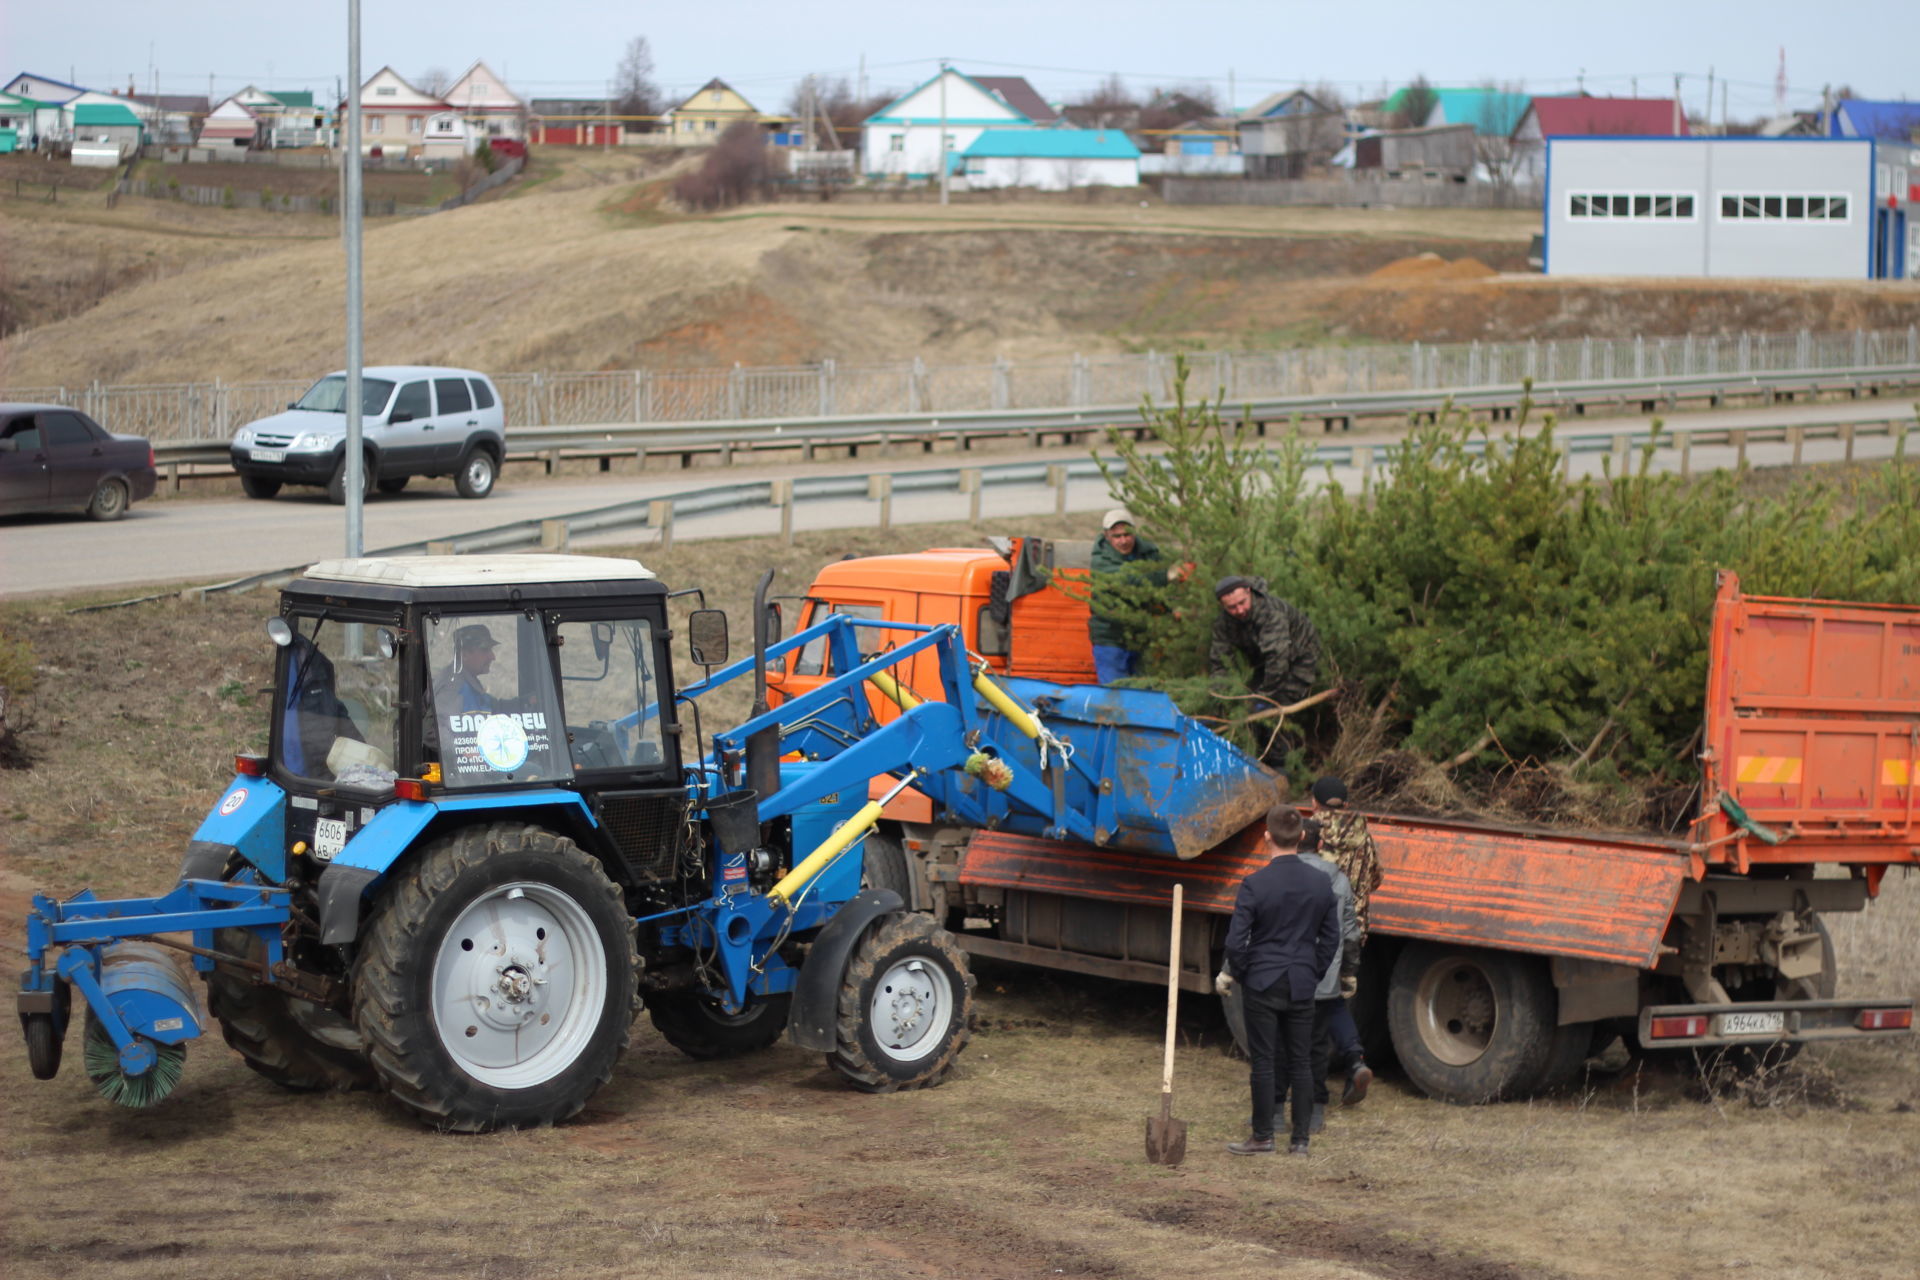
[555,617,666,770]
[425,613,569,787]
[280,617,400,791]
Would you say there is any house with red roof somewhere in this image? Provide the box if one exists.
[1513,96,1686,190]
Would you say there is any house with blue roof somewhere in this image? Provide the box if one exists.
[1383,86,1531,137]
[1827,99,1920,141]
[958,127,1140,190]
[861,68,1035,181]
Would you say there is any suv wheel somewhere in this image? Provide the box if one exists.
[240,473,282,500]
[456,448,497,500]
[327,454,375,506]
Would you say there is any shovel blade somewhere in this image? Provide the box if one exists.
[1145,1114,1189,1166]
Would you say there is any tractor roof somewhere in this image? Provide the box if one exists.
[304,554,656,588]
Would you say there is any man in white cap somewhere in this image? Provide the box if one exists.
[1088,508,1192,684]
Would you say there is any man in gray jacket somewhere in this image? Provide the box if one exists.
[1281,828,1372,1135]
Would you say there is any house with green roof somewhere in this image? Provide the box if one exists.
[69,101,143,163]
[0,90,45,152]
[861,67,1036,181]
[958,127,1140,190]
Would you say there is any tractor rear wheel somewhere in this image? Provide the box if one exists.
[826,912,973,1093]
[352,823,638,1132]
[647,992,792,1060]
[207,926,374,1092]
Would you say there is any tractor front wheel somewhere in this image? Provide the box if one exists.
[826,912,973,1093]
[352,824,638,1132]
[647,992,792,1060]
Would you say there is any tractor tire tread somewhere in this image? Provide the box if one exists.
[825,912,973,1094]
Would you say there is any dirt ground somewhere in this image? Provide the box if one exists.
[6,144,1914,389]
[2,519,1917,1280]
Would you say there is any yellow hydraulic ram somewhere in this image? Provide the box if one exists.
[867,668,922,711]
[766,772,922,906]
[972,668,1043,741]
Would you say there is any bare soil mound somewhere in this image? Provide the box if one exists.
[1369,252,1498,281]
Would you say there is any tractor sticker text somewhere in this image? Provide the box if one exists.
[447,712,550,777]
[218,788,248,816]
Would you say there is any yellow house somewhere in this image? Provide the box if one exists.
[668,78,761,142]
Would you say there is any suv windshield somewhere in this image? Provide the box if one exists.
[294,375,397,415]
[280,616,400,792]
[427,614,569,787]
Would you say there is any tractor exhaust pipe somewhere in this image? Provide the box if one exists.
[745,568,780,815]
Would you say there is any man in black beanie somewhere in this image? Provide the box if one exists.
[1209,575,1320,711]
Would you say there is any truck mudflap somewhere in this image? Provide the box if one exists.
[1638,996,1915,1049]
[961,812,1692,970]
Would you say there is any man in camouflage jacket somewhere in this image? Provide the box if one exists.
[1208,576,1321,709]
[1309,775,1382,969]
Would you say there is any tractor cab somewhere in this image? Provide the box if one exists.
[256,555,683,891]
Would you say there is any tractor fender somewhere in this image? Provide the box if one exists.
[318,791,597,946]
[191,776,290,882]
[786,888,905,1052]
[178,839,235,884]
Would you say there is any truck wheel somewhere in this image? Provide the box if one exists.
[1723,915,1836,1071]
[1533,1021,1596,1093]
[647,992,792,1060]
[86,478,129,521]
[454,447,497,499]
[861,829,913,902]
[827,912,974,1093]
[352,824,639,1132]
[207,926,374,1092]
[1387,942,1557,1104]
[240,473,282,499]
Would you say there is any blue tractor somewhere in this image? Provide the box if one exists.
[18,553,1277,1131]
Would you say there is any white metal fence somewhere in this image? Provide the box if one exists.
[9,326,1917,442]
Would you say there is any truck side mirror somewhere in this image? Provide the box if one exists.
[764,601,782,645]
[687,610,729,667]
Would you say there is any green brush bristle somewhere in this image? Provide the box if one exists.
[83,1019,186,1108]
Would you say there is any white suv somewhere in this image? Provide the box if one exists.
[231,366,508,503]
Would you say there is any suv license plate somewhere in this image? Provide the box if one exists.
[250,447,286,462]
[313,818,348,862]
[1717,1011,1785,1037]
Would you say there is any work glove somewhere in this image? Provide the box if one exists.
[1339,972,1358,1000]
[1168,560,1197,584]
[1214,970,1236,998]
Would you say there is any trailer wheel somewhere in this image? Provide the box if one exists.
[1388,942,1557,1104]
[826,912,973,1093]
[861,829,913,902]
[25,1014,62,1080]
[353,823,639,1132]
[647,992,791,1060]
[206,926,375,1092]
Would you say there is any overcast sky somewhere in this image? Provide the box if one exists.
[7,1,1912,119]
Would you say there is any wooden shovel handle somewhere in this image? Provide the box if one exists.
[1161,883,1183,1095]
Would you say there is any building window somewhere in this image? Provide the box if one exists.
[1717,193,1850,222]
[704,119,716,132]
[889,134,904,152]
[367,116,384,135]
[408,116,423,134]
[375,86,397,97]
[1567,192,1696,221]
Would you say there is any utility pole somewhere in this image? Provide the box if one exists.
[1706,67,1714,135]
[858,54,866,104]
[1671,74,1682,136]
[938,59,949,205]
[1227,67,1235,114]
[344,0,366,556]
[603,81,611,152]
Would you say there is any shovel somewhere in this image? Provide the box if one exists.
[1145,882,1189,1166]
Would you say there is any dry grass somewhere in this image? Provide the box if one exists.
[3,520,1919,1279]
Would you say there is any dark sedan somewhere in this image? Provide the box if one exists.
[0,402,157,521]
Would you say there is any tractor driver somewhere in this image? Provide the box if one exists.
[434,623,521,716]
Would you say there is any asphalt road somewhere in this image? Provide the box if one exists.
[1,398,1909,601]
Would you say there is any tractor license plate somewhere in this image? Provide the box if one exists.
[313,818,348,862]
[250,447,286,463]
[1716,1010,1785,1037]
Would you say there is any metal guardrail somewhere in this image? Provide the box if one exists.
[11,326,1920,442]
[160,409,1910,606]
[136,364,1920,487]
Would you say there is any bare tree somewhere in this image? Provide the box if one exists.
[418,66,452,97]
[614,36,661,122]
[786,74,892,146]
[1469,80,1529,193]
[1394,75,1437,129]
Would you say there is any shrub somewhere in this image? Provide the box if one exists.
[672,120,772,211]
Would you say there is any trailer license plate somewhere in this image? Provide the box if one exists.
[251,447,285,462]
[1717,1011,1785,1036]
[313,818,348,862]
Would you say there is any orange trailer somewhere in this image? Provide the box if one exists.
[776,545,1917,1102]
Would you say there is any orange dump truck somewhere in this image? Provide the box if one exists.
[770,541,1918,1102]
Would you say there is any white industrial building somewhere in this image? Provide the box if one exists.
[1545,137,1912,280]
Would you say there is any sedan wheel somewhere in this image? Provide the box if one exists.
[86,478,129,521]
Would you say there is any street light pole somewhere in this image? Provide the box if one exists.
[344,0,365,556]
[938,59,949,206]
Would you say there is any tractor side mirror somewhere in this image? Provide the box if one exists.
[687,610,729,667]
[591,621,614,662]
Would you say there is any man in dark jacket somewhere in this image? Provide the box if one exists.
[1088,508,1190,684]
[1209,575,1320,709]
[1217,804,1340,1155]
